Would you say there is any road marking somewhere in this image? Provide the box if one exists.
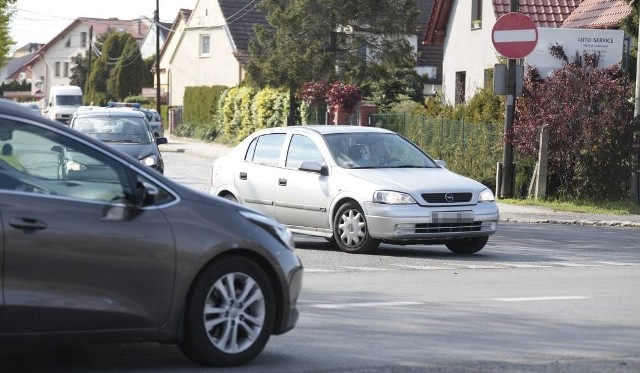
[312,301,423,309]
[305,268,335,273]
[391,264,456,270]
[493,296,590,302]
[341,266,390,272]
[598,261,640,266]
[545,262,602,267]
[496,263,553,268]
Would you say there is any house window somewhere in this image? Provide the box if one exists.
[63,62,69,77]
[455,71,466,104]
[81,32,87,48]
[65,37,71,48]
[55,62,61,77]
[471,0,482,29]
[200,35,210,56]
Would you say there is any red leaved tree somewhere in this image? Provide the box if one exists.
[512,49,640,200]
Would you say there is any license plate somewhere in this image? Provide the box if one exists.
[432,211,474,223]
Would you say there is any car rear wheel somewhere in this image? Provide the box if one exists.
[179,256,275,367]
[333,202,379,254]
[223,194,238,203]
[445,236,489,254]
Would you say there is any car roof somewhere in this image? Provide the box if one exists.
[73,108,146,119]
[257,125,393,136]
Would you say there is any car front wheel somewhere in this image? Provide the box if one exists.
[179,256,275,367]
[445,236,489,254]
[333,202,380,254]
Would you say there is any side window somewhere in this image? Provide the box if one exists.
[251,134,285,166]
[286,135,324,169]
[0,118,132,204]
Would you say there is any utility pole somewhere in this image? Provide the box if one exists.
[87,26,93,96]
[633,0,640,202]
[499,0,519,199]
[155,0,161,114]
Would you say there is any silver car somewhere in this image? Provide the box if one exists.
[211,125,499,254]
[0,99,302,367]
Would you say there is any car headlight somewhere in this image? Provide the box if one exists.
[239,210,295,250]
[141,154,158,167]
[373,190,416,204]
[479,188,495,202]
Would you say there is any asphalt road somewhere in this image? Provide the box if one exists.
[3,142,638,373]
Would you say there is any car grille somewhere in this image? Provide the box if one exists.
[414,222,482,233]
[421,192,472,203]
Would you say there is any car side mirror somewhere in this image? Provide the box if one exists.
[156,137,168,145]
[134,181,158,207]
[436,160,447,169]
[299,161,328,176]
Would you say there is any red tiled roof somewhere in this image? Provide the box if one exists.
[561,0,632,29]
[493,0,583,28]
[78,17,152,41]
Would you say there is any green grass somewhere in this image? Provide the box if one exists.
[498,198,640,215]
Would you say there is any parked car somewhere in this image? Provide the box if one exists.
[211,125,499,254]
[69,108,167,173]
[0,99,302,367]
[137,108,165,138]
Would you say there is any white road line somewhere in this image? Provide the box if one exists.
[545,262,602,267]
[304,268,335,273]
[598,261,640,266]
[391,264,456,270]
[341,266,390,272]
[312,301,423,309]
[493,296,590,302]
[496,263,553,268]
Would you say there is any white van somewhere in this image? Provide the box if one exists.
[45,85,83,124]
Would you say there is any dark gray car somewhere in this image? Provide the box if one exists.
[69,108,167,173]
[0,99,303,367]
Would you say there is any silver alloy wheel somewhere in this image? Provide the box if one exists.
[337,208,366,247]
[203,272,265,354]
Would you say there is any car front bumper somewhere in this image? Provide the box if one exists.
[363,202,499,242]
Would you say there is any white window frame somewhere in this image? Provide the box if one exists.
[200,34,210,57]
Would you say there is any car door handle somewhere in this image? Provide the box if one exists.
[9,218,47,232]
[278,178,287,186]
[239,172,247,180]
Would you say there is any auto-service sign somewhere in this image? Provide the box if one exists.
[491,12,538,59]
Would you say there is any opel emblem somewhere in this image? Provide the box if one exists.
[444,193,454,202]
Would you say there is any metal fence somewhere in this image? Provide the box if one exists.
[369,113,504,187]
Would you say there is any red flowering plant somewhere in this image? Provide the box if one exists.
[300,81,330,108]
[326,81,362,114]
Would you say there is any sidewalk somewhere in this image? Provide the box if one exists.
[161,135,640,228]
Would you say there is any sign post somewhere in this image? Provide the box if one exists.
[491,10,537,198]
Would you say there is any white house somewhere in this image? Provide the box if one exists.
[165,0,271,106]
[23,17,152,103]
[422,0,609,105]
[157,9,192,106]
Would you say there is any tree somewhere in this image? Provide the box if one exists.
[0,0,16,68]
[85,30,145,104]
[108,36,145,100]
[512,48,640,201]
[247,0,420,124]
[69,53,89,90]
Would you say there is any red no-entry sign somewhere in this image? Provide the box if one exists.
[491,12,538,59]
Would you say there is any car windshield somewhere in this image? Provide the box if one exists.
[324,132,437,169]
[73,116,154,144]
[55,95,83,106]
